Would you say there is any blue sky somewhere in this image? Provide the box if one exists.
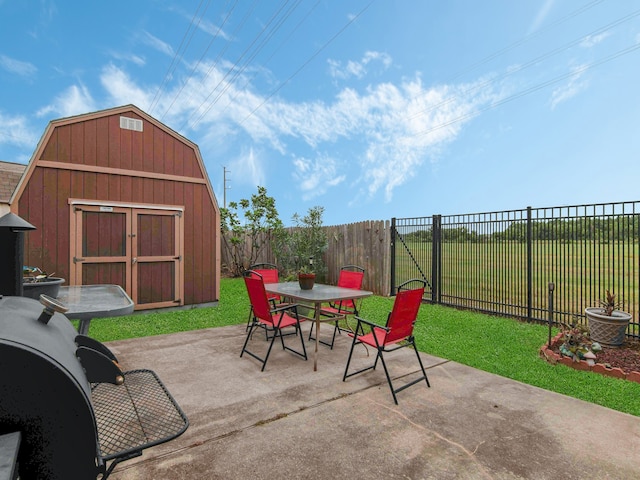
[1,0,639,226]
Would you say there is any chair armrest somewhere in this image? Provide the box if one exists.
[353,316,389,332]
[319,307,345,317]
[270,303,300,314]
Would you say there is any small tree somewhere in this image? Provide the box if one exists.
[220,186,285,276]
[276,206,328,279]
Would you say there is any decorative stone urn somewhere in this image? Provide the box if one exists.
[585,307,631,347]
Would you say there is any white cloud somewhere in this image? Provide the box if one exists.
[233,147,265,189]
[328,51,392,80]
[292,154,346,200]
[25,0,56,39]
[154,57,500,203]
[37,52,498,205]
[550,65,588,109]
[172,4,231,41]
[580,32,610,48]
[39,0,56,24]
[0,54,37,77]
[154,59,288,151]
[36,84,96,119]
[0,111,38,149]
[254,77,496,202]
[108,50,146,67]
[141,31,174,56]
[100,64,153,108]
[196,17,231,41]
[528,0,555,34]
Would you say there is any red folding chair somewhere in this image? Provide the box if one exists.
[245,263,284,335]
[241,271,307,371]
[309,265,365,349]
[343,279,430,404]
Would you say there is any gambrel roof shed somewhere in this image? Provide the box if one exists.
[10,104,220,310]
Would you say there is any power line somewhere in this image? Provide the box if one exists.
[196,0,306,124]
[446,0,605,83]
[408,7,640,121]
[216,0,322,121]
[148,0,212,115]
[184,0,303,130]
[165,0,633,155]
[160,0,241,121]
[409,41,640,140]
[175,0,261,130]
[237,0,375,128]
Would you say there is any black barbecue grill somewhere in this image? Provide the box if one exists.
[0,212,188,478]
[0,294,189,479]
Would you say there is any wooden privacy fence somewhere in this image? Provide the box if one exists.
[324,221,390,295]
[221,220,391,296]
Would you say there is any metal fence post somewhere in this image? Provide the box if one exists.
[390,217,396,296]
[548,282,555,346]
[527,206,533,321]
[432,215,442,304]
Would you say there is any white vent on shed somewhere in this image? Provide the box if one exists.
[120,116,143,132]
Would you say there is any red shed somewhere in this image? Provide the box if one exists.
[10,105,220,310]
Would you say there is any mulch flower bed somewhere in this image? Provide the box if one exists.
[540,332,640,384]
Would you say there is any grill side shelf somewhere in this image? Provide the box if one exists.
[91,369,189,462]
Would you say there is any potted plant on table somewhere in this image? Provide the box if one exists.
[277,206,328,290]
[297,261,316,290]
[22,266,65,300]
[585,290,631,347]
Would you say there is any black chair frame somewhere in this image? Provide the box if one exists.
[241,272,307,371]
[244,264,288,339]
[343,279,430,404]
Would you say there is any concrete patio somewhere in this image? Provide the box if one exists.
[104,322,640,479]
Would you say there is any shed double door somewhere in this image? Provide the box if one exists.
[70,204,184,310]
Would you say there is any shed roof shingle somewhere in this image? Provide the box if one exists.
[0,161,26,203]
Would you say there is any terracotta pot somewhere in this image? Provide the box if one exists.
[585,307,631,347]
[298,273,315,290]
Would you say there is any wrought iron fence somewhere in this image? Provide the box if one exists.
[391,202,640,338]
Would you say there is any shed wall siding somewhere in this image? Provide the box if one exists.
[18,108,218,306]
[41,114,203,178]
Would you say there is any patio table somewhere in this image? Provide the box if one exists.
[264,282,372,371]
[57,284,135,335]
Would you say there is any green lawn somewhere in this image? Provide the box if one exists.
[88,277,640,417]
[394,240,640,325]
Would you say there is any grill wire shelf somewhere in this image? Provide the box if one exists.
[91,369,189,477]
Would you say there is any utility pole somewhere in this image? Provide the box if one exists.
[223,166,231,208]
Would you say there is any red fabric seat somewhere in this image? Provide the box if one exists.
[245,264,286,336]
[343,279,430,404]
[241,271,307,371]
[321,268,364,315]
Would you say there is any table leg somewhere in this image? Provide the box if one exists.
[78,318,92,336]
[314,303,320,371]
